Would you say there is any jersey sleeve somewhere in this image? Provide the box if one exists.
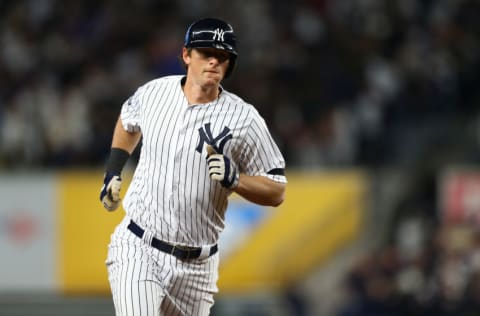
[120,85,144,132]
[239,110,287,183]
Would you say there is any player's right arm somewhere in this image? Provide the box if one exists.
[100,117,142,211]
[111,117,142,154]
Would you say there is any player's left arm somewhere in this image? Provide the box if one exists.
[206,110,287,207]
[233,174,285,206]
[206,145,286,207]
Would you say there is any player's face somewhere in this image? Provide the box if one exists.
[183,47,230,86]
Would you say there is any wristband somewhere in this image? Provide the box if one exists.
[106,148,130,175]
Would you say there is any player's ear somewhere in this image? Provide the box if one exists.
[182,47,191,65]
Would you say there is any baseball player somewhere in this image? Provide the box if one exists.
[100,18,287,315]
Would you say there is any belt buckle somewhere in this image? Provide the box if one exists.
[176,245,193,260]
[170,244,191,260]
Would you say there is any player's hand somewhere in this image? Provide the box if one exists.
[100,172,122,211]
[206,145,239,189]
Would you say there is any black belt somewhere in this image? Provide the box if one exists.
[127,220,218,260]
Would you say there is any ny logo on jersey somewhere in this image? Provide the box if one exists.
[212,28,225,42]
[196,123,232,154]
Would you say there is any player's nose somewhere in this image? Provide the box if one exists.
[208,53,229,64]
[208,56,221,65]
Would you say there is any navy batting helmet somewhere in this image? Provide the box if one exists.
[184,18,237,78]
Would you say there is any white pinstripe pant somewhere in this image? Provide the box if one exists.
[106,218,219,316]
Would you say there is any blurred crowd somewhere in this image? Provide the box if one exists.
[1,0,479,169]
[337,222,480,316]
[334,167,480,316]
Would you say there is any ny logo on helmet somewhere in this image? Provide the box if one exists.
[196,123,232,154]
[212,28,225,42]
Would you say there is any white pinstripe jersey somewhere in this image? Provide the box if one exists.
[120,75,286,247]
